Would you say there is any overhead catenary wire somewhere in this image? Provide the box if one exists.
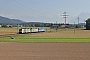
[13,0,44,16]
[3,0,57,17]
[14,0,57,16]
[13,0,60,22]
[26,0,57,15]
[2,0,37,16]
[2,0,60,23]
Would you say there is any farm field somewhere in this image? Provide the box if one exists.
[0,28,90,60]
[0,43,90,60]
[0,28,17,35]
[0,28,90,42]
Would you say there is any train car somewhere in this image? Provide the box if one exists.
[19,28,25,34]
[38,28,45,32]
[19,28,30,34]
[31,28,38,33]
[19,27,45,34]
[26,28,31,33]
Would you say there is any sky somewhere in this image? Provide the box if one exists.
[0,0,90,23]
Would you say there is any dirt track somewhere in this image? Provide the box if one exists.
[0,43,90,60]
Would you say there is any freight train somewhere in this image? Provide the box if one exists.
[19,28,45,34]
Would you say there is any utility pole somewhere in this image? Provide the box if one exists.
[56,21,58,32]
[61,12,69,25]
[17,24,19,33]
[46,22,47,32]
[84,19,86,28]
[77,16,80,29]
[50,23,51,32]
[74,22,75,34]
[56,21,57,24]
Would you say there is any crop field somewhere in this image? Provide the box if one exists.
[0,43,90,60]
[0,28,90,60]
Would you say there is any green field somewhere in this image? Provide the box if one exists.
[0,35,90,43]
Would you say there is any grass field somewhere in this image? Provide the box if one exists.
[0,36,90,42]
[0,28,90,42]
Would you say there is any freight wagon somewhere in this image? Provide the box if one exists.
[19,28,31,34]
[31,28,39,33]
[19,28,45,34]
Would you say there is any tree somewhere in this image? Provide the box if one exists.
[75,25,78,28]
[2,24,7,28]
[86,18,90,30]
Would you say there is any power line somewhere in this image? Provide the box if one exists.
[2,0,60,22]
[13,0,45,16]
[28,0,57,15]
[20,0,45,15]
[61,12,69,25]
[3,0,34,15]
[5,0,57,17]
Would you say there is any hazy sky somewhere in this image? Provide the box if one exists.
[0,0,90,23]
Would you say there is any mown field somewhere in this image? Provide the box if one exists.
[0,28,90,42]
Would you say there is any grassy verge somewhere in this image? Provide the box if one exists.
[0,35,90,43]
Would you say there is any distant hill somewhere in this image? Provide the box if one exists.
[0,16,25,24]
